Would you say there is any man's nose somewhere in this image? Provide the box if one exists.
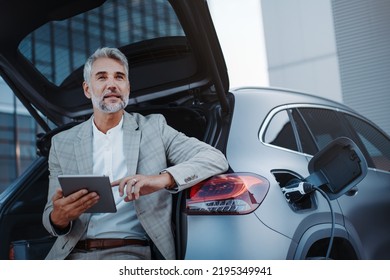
[106,76,117,88]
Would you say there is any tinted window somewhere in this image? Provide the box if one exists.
[264,110,298,151]
[298,108,352,150]
[291,109,318,155]
[345,114,390,172]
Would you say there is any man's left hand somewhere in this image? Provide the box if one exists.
[111,172,175,201]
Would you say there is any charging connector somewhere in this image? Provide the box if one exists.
[281,181,315,202]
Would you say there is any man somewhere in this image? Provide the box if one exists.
[42,47,229,260]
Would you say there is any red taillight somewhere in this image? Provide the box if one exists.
[186,173,270,215]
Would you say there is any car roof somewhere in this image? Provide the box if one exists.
[0,0,229,128]
[231,86,358,118]
[232,86,352,106]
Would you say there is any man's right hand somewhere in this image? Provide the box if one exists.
[49,188,100,229]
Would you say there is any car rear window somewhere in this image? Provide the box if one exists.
[18,0,184,86]
[264,109,298,151]
[297,108,352,150]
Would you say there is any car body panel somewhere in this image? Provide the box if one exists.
[339,170,390,259]
[184,215,294,260]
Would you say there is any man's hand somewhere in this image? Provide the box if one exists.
[50,188,100,229]
[111,172,175,202]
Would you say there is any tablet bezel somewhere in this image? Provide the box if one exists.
[58,175,117,213]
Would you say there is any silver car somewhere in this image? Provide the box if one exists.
[0,0,389,260]
[184,87,390,259]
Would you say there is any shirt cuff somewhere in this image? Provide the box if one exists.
[160,170,178,192]
[49,213,72,236]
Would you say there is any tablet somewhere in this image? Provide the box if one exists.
[58,175,117,213]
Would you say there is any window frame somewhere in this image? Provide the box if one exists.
[260,103,390,173]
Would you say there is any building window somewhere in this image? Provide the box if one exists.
[18,0,184,86]
[0,77,44,193]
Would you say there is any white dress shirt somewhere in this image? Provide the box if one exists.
[83,116,147,239]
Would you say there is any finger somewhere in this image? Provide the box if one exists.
[65,188,89,203]
[74,192,99,212]
[111,179,120,187]
[131,179,141,200]
[117,177,130,197]
[52,188,64,201]
[125,182,135,201]
[133,182,140,200]
[123,177,139,201]
[120,177,137,198]
[124,194,133,202]
[77,199,98,212]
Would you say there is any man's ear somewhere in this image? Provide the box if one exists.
[83,81,91,99]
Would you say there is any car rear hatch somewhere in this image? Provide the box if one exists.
[0,0,230,130]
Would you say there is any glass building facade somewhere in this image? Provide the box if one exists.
[0,0,183,193]
[0,82,43,192]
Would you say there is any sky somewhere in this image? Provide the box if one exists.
[207,0,269,89]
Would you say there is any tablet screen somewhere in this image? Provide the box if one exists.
[58,175,117,213]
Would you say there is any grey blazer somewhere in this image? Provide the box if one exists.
[42,112,228,260]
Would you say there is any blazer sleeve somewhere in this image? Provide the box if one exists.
[42,135,73,236]
[156,114,229,191]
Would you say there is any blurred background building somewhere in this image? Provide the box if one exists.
[1,0,389,191]
[260,0,390,139]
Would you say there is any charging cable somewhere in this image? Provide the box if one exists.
[282,181,335,259]
[313,186,335,259]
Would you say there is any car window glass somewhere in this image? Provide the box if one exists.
[264,110,298,151]
[298,108,352,150]
[344,114,390,172]
[0,77,45,194]
[18,0,184,86]
[291,109,318,155]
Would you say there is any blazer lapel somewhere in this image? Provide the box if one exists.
[74,118,94,175]
[123,112,141,176]
[72,113,139,175]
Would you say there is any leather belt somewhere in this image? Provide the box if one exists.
[75,238,149,251]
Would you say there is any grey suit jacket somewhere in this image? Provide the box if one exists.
[42,112,228,260]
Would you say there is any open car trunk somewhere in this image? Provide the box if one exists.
[0,0,230,129]
[0,0,232,259]
[3,91,233,259]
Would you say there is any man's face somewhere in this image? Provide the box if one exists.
[83,57,130,113]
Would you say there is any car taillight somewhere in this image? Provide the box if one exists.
[186,173,270,215]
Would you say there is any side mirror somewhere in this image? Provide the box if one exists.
[305,137,368,200]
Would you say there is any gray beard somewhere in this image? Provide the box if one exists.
[91,94,129,113]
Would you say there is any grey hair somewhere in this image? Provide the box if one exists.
[83,47,129,84]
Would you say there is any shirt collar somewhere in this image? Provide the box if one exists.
[92,115,124,136]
